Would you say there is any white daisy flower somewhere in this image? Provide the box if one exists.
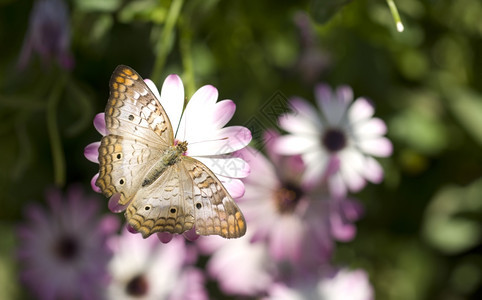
[274,84,392,197]
[106,228,207,300]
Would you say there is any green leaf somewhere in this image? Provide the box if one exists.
[422,178,482,254]
[446,87,482,147]
[74,0,121,12]
[309,0,353,24]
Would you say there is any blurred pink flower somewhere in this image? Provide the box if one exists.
[274,84,392,197]
[236,131,334,269]
[16,185,119,300]
[266,268,374,300]
[85,73,251,242]
[197,131,365,297]
[198,233,276,297]
[18,0,74,70]
[106,228,207,300]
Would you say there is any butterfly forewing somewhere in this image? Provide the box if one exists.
[96,65,174,205]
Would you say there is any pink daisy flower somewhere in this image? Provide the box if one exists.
[106,228,207,300]
[274,84,392,197]
[85,72,251,241]
[16,185,119,300]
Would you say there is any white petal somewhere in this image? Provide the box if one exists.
[278,113,320,135]
[348,97,374,123]
[339,162,366,192]
[316,84,352,125]
[288,97,321,127]
[158,75,184,134]
[301,150,328,186]
[358,137,393,157]
[273,135,318,155]
[353,117,387,138]
[176,85,219,142]
[195,156,250,179]
[187,126,251,156]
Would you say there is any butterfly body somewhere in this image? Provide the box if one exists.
[142,141,187,187]
[96,66,246,239]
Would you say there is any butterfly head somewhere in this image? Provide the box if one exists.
[174,140,188,156]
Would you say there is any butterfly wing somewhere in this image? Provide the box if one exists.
[182,156,246,238]
[124,162,196,238]
[124,157,246,239]
[96,65,174,206]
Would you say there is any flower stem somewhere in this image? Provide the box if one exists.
[386,0,404,32]
[151,0,184,84]
[47,76,67,187]
[179,18,195,98]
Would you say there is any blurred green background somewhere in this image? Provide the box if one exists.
[1,0,481,299]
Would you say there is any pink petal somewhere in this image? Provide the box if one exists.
[108,193,127,213]
[212,100,236,129]
[335,85,354,105]
[84,142,100,163]
[222,179,245,199]
[349,97,374,123]
[126,224,138,234]
[328,172,348,198]
[90,173,101,193]
[331,212,356,242]
[183,228,200,241]
[93,113,107,136]
[361,156,384,183]
[269,217,303,263]
[359,137,393,157]
[159,75,184,134]
[273,135,318,155]
[157,232,174,243]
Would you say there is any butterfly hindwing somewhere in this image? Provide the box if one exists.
[124,162,196,238]
[182,156,247,239]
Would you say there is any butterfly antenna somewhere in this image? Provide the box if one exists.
[174,96,188,139]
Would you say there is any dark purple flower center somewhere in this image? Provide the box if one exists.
[54,235,80,261]
[322,128,346,152]
[275,182,303,214]
[126,274,149,296]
